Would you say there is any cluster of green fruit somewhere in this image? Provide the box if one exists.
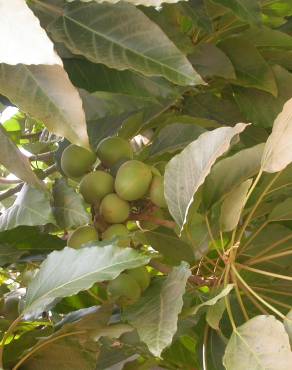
[107,266,150,305]
[61,136,167,249]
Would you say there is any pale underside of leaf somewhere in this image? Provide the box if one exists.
[0,64,89,148]
[49,2,203,86]
[164,123,249,230]
[0,0,62,65]
[262,97,292,173]
[124,262,191,357]
[24,245,150,316]
[0,125,44,189]
[223,315,292,370]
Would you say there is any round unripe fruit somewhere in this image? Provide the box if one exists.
[138,208,165,231]
[100,193,130,224]
[67,225,98,248]
[126,266,150,291]
[61,144,96,178]
[154,161,167,174]
[79,171,114,204]
[107,273,141,305]
[102,224,129,247]
[149,175,167,208]
[96,137,133,167]
[115,160,152,201]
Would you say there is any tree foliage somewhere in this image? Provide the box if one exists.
[1,0,292,369]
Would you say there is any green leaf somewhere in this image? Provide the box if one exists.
[63,58,179,98]
[185,284,233,316]
[242,26,292,49]
[52,179,90,230]
[202,144,264,210]
[0,125,44,189]
[218,37,277,95]
[0,185,55,232]
[149,122,205,157]
[124,262,191,357]
[206,299,226,330]
[211,0,261,24]
[48,2,203,86]
[284,309,292,341]
[0,244,25,266]
[164,123,248,230]
[134,230,195,266]
[220,179,252,232]
[0,0,61,65]
[67,0,186,5]
[269,197,292,221]
[262,97,292,173]
[189,43,236,79]
[24,244,150,315]
[223,315,292,370]
[180,0,213,33]
[0,64,89,148]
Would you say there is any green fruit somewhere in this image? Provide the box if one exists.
[126,266,150,291]
[1,295,20,320]
[107,273,141,305]
[79,170,114,204]
[100,193,130,224]
[102,224,129,247]
[138,208,165,231]
[154,161,167,174]
[67,225,98,248]
[115,160,152,201]
[61,144,96,178]
[150,166,161,176]
[149,175,167,208]
[96,137,133,167]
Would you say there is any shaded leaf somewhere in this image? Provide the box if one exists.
[0,244,25,266]
[0,185,55,232]
[164,123,248,230]
[218,37,277,95]
[220,179,252,232]
[0,64,89,148]
[52,179,90,230]
[269,197,292,221]
[203,144,264,210]
[262,97,292,173]
[223,315,292,370]
[24,244,150,315]
[206,299,226,330]
[0,125,44,189]
[68,0,190,6]
[48,2,203,86]
[124,262,191,357]
[0,0,61,65]
[242,26,292,49]
[211,0,261,24]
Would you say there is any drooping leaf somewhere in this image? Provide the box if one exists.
[24,244,150,315]
[220,179,252,232]
[48,2,203,86]
[189,43,236,79]
[185,284,233,317]
[124,262,191,357]
[164,123,248,230]
[206,299,226,330]
[202,143,264,210]
[149,123,205,157]
[0,125,44,189]
[211,0,261,24]
[0,185,55,232]
[262,97,292,173]
[223,315,292,370]
[0,0,62,65]
[0,64,89,148]
[52,179,90,230]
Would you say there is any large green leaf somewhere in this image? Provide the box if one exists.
[0,244,25,266]
[242,26,292,49]
[269,197,292,221]
[164,123,248,230]
[0,64,89,148]
[24,244,150,315]
[223,316,292,370]
[0,126,43,189]
[218,37,277,95]
[0,0,61,65]
[67,0,190,6]
[0,185,55,232]
[52,179,90,230]
[262,97,292,173]
[220,179,252,232]
[211,0,261,24]
[124,262,191,357]
[48,2,203,86]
